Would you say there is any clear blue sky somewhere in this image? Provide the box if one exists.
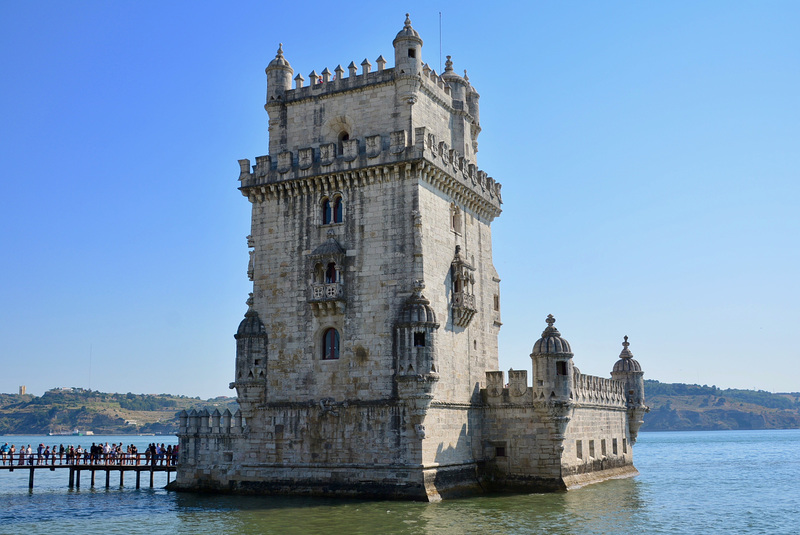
[1,1,798,398]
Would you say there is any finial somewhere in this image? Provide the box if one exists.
[445,55,453,72]
[404,13,412,27]
[464,69,469,82]
[619,335,634,358]
[246,293,254,310]
[276,43,284,58]
[546,314,555,327]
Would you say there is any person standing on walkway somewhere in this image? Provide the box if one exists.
[0,443,9,465]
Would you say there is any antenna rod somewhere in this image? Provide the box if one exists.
[439,12,442,73]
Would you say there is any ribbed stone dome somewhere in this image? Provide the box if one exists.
[531,314,573,356]
[398,292,438,326]
[236,295,267,338]
[267,43,292,71]
[441,56,466,84]
[393,14,422,45]
[612,336,642,373]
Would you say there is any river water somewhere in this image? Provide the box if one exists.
[0,430,797,534]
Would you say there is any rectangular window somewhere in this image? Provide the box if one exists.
[613,438,618,455]
[601,439,607,456]
[557,361,568,376]
[576,440,583,460]
[413,332,426,347]
[589,440,595,458]
[408,48,416,58]
[495,446,506,457]
[623,438,628,454]
[493,294,500,311]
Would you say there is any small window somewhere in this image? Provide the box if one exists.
[337,132,349,155]
[556,361,568,376]
[325,263,337,283]
[322,328,340,360]
[589,440,595,458]
[623,438,627,454]
[413,332,426,347]
[254,359,261,366]
[495,446,505,457]
[408,48,416,58]
[612,438,618,455]
[576,440,583,460]
[601,439,607,456]
[493,294,500,311]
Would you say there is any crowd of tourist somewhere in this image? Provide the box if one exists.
[0,442,178,466]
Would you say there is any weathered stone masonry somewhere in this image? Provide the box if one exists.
[173,14,648,500]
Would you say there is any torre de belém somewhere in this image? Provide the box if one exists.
[172,15,648,501]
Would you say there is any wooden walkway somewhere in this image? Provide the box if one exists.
[1,453,176,489]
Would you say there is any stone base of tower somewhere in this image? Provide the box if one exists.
[561,464,640,490]
[170,462,487,502]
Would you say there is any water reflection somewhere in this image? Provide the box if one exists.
[166,477,646,535]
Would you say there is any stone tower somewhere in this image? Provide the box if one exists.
[174,15,645,500]
[176,14,503,500]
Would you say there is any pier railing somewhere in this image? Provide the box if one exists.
[0,452,178,490]
[1,451,176,467]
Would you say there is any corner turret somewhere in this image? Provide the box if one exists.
[229,293,268,420]
[393,13,423,76]
[265,43,293,104]
[441,56,467,101]
[611,336,648,443]
[531,315,575,402]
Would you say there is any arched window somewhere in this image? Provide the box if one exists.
[314,263,324,283]
[322,328,340,360]
[322,198,332,224]
[337,132,349,155]
[325,262,337,283]
[332,196,343,223]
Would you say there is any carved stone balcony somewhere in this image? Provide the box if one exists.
[452,291,476,327]
[310,282,344,316]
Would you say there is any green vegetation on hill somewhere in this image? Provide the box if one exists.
[2,381,798,435]
[0,388,238,435]
[642,380,800,431]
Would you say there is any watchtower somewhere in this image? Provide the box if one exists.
[223,14,502,499]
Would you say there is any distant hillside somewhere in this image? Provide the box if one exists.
[641,380,800,431]
[2,381,798,435]
[0,388,238,435]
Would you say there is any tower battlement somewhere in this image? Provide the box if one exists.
[264,14,482,165]
[238,124,501,220]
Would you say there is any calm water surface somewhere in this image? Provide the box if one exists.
[0,430,797,534]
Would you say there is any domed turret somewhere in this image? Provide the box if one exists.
[398,291,438,326]
[612,335,642,373]
[394,281,440,380]
[231,294,268,418]
[532,314,573,357]
[610,335,648,444]
[531,315,574,401]
[441,56,467,101]
[265,43,293,103]
[393,14,423,76]
[236,295,266,338]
